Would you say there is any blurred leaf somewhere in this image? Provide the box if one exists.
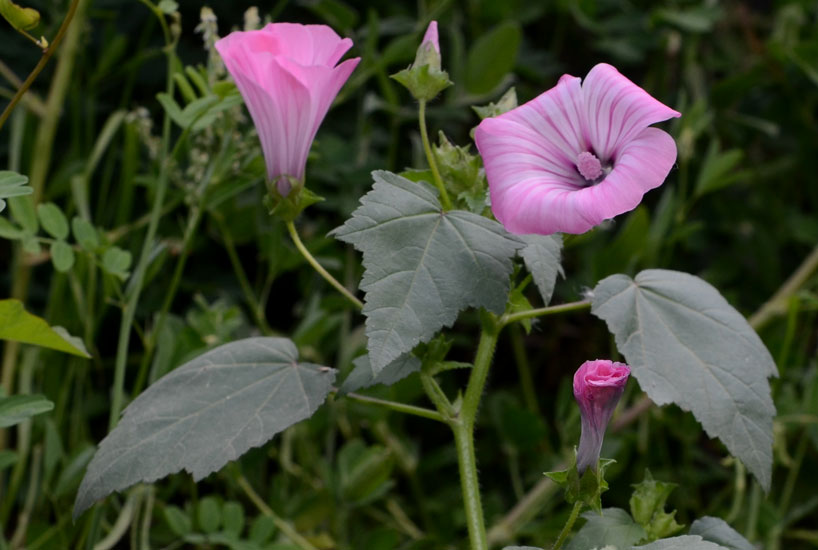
[164,505,193,536]
[54,447,95,498]
[337,439,395,503]
[592,270,776,489]
[465,21,521,95]
[473,87,518,120]
[0,450,17,472]
[300,0,359,32]
[102,246,132,279]
[489,393,546,450]
[652,6,722,33]
[71,217,99,250]
[0,217,25,240]
[248,515,277,544]
[0,394,54,428]
[689,517,753,550]
[694,142,746,198]
[0,170,32,212]
[0,299,90,357]
[197,496,221,534]
[74,338,337,518]
[37,202,69,240]
[332,171,523,373]
[222,501,245,536]
[9,195,38,234]
[50,240,75,272]
[0,0,39,31]
[565,508,645,550]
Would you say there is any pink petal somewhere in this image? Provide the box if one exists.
[567,127,678,231]
[475,114,586,234]
[581,63,680,162]
[422,21,440,53]
[503,74,587,162]
[214,23,359,187]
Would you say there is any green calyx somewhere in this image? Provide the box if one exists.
[629,470,684,542]
[264,176,324,222]
[545,453,616,513]
[391,39,451,102]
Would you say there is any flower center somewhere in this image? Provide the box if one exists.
[576,151,603,181]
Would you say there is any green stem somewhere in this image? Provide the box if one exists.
[345,392,445,423]
[418,99,452,210]
[420,372,455,418]
[461,317,499,428]
[132,205,203,397]
[454,314,501,550]
[510,324,539,414]
[778,430,808,516]
[749,244,818,331]
[500,300,591,328]
[216,213,273,334]
[236,475,319,550]
[0,0,81,132]
[285,220,363,310]
[108,20,177,430]
[745,481,761,541]
[552,501,583,550]
[452,420,488,550]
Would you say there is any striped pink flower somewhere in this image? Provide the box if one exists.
[216,23,359,194]
[573,359,630,474]
[474,63,680,235]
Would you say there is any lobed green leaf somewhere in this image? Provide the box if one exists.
[591,269,776,489]
[73,337,336,518]
[332,171,523,373]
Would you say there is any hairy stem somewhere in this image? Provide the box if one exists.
[500,300,591,327]
[345,392,445,423]
[552,501,583,550]
[456,315,500,550]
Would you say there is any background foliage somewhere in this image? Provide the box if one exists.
[1,0,817,548]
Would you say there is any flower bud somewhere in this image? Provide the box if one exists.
[573,359,630,474]
[415,21,441,71]
[391,20,452,101]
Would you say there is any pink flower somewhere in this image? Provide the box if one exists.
[215,23,360,194]
[573,359,630,474]
[474,63,680,235]
[422,21,440,54]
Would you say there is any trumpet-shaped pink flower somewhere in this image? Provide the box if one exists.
[474,63,680,235]
[215,23,360,193]
[573,359,630,474]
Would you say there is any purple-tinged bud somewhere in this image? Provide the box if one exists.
[573,359,630,474]
[422,20,440,54]
[391,20,451,101]
[414,20,441,72]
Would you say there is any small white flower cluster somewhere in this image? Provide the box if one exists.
[195,7,224,80]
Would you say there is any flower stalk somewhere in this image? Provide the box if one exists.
[286,220,363,310]
[418,99,452,210]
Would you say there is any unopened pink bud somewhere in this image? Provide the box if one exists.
[422,21,439,53]
[573,359,630,474]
